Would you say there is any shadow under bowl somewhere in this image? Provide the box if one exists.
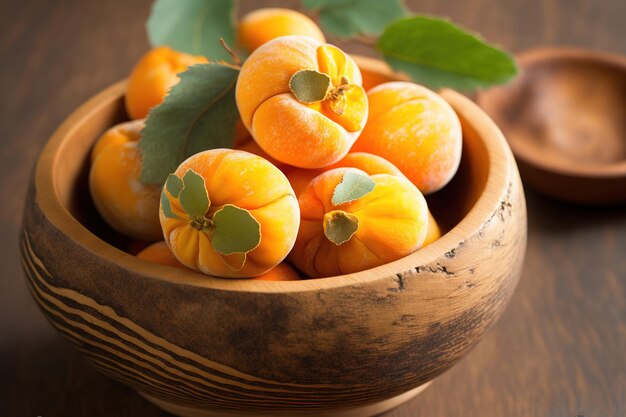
[477,47,626,205]
[20,56,527,417]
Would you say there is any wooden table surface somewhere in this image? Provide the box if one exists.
[2,0,625,416]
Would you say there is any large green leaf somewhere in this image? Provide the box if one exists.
[302,0,407,38]
[147,0,236,60]
[377,16,518,90]
[139,63,240,185]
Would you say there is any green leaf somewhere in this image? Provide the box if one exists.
[289,70,332,103]
[161,190,179,219]
[302,0,408,38]
[147,0,236,60]
[179,169,210,218]
[139,63,240,185]
[377,16,518,90]
[165,174,183,198]
[211,205,261,255]
[324,211,359,245]
[332,171,375,205]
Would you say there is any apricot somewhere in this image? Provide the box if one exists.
[291,168,428,277]
[360,66,395,92]
[285,152,403,197]
[352,82,462,194]
[160,149,299,278]
[238,8,325,53]
[234,138,284,169]
[236,36,368,168]
[254,262,300,281]
[125,46,208,120]
[138,242,299,281]
[423,211,442,247]
[137,241,189,270]
[90,123,162,242]
[91,119,144,163]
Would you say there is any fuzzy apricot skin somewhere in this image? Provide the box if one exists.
[255,262,300,281]
[125,47,208,120]
[236,36,367,169]
[160,149,300,278]
[91,119,144,163]
[286,152,442,246]
[89,122,162,242]
[138,241,299,281]
[234,138,284,169]
[291,168,428,277]
[238,8,325,53]
[352,82,463,195]
[423,211,442,246]
[137,241,190,270]
[284,152,404,197]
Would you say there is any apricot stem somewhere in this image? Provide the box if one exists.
[190,216,214,233]
[328,84,352,116]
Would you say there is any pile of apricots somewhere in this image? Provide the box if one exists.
[89,8,462,281]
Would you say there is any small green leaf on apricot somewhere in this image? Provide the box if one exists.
[324,211,359,245]
[211,204,261,255]
[161,191,179,219]
[179,169,210,218]
[165,174,183,198]
[332,171,375,205]
[289,70,332,104]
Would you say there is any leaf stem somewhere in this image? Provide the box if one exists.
[353,35,378,47]
[219,38,242,66]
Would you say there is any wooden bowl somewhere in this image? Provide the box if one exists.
[477,48,626,205]
[20,56,526,417]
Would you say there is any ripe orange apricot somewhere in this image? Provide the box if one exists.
[236,36,368,168]
[138,241,299,281]
[234,138,284,169]
[160,149,299,278]
[423,211,442,247]
[352,82,462,194]
[137,241,190,270]
[254,262,300,281]
[89,123,162,242]
[238,8,325,53]
[125,46,208,120]
[291,168,428,277]
[91,119,144,163]
[360,66,395,92]
[285,153,442,246]
[284,152,403,197]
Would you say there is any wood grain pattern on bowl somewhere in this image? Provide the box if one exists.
[477,48,626,205]
[20,56,527,417]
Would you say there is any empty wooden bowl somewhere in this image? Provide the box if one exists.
[20,56,527,417]
[477,48,626,205]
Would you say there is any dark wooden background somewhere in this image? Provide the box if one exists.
[2,0,625,416]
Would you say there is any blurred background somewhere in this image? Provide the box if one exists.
[1,0,624,416]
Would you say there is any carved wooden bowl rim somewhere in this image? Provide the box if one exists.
[35,55,515,294]
[478,47,626,179]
